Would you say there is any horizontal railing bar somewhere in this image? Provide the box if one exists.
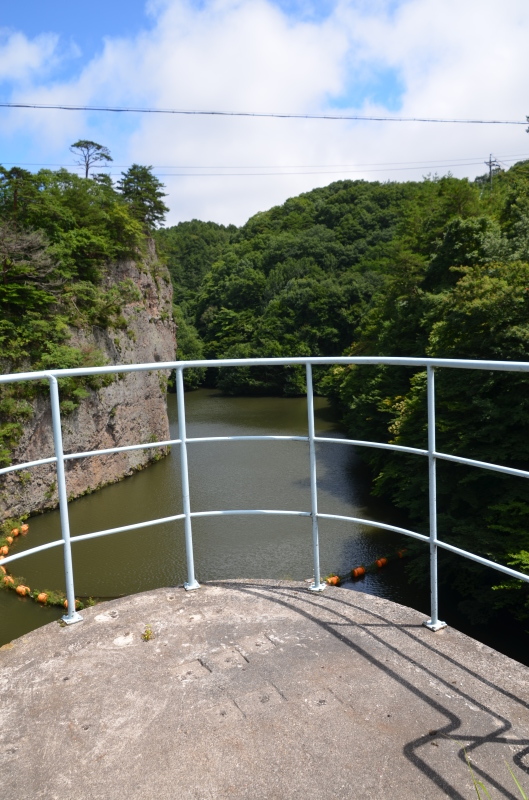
[70,513,187,544]
[434,450,529,480]
[317,513,430,542]
[4,509,528,585]
[319,515,529,583]
[191,509,312,518]
[2,513,190,564]
[0,439,183,476]
[0,436,449,477]
[2,356,529,384]
[64,437,182,462]
[436,539,529,583]
[1,509,408,569]
[1,510,311,566]
[3,437,308,475]
[0,538,64,566]
[0,456,57,476]
[315,437,428,456]
[0,435,428,477]
[186,435,308,444]
[19,436,528,481]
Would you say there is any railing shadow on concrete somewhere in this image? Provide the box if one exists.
[1,356,529,629]
[231,580,529,797]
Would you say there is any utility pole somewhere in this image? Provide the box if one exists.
[485,154,500,189]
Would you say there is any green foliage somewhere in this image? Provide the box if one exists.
[34,343,115,415]
[141,625,155,642]
[324,162,529,623]
[0,422,24,467]
[171,304,206,390]
[0,161,157,464]
[117,165,169,231]
[155,220,235,303]
[0,162,148,369]
[69,140,112,179]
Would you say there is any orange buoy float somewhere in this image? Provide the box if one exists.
[0,546,9,556]
[63,598,82,610]
[397,549,407,558]
[15,584,30,596]
[3,575,14,585]
[20,524,29,535]
[6,536,13,545]
[326,575,340,586]
[0,565,6,574]
[37,593,48,604]
[11,528,19,537]
[376,558,388,569]
[351,566,365,579]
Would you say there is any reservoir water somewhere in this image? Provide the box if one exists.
[1,389,526,664]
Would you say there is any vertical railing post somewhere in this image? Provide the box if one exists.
[176,367,200,590]
[306,363,325,592]
[424,365,446,631]
[47,375,82,624]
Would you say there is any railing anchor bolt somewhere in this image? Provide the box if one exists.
[308,582,326,592]
[184,580,201,591]
[61,611,83,625]
[423,618,447,632]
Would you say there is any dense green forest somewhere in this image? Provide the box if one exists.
[156,162,529,626]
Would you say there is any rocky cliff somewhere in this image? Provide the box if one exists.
[0,242,176,520]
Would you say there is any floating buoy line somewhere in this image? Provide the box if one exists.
[1,518,408,603]
[324,548,408,586]
[0,521,89,611]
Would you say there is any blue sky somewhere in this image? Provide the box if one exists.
[1,1,153,63]
[1,0,528,225]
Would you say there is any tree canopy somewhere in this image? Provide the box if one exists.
[69,140,113,179]
[117,165,169,230]
[0,162,158,463]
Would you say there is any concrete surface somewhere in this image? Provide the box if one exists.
[1,579,529,799]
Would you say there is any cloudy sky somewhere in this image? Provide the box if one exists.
[1,0,528,226]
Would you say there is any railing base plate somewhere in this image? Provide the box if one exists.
[184,581,201,591]
[308,582,326,593]
[423,619,447,632]
[61,612,83,625]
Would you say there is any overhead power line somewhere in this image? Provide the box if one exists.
[0,101,527,125]
[4,153,529,170]
[2,154,528,178]
[121,162,510,176]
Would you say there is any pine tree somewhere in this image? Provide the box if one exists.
[117,165,168,231]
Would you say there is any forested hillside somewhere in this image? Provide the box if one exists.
[158,162,529,625]
[0,163,176,514]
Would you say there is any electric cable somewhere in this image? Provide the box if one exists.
[0,101,527,125]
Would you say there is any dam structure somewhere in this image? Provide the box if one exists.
[1,356,529,798]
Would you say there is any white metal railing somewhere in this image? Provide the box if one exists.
[2,356,529,630]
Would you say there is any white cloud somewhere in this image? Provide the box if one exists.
[2,0,529,224]
[0,29,59,82]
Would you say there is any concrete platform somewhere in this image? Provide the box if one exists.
[1,579,529,799]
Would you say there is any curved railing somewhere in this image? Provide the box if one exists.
[1,356,529,630]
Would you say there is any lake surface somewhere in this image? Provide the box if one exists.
[2,389,526,664]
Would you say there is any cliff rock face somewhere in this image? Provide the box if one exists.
[1,244,176,520]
